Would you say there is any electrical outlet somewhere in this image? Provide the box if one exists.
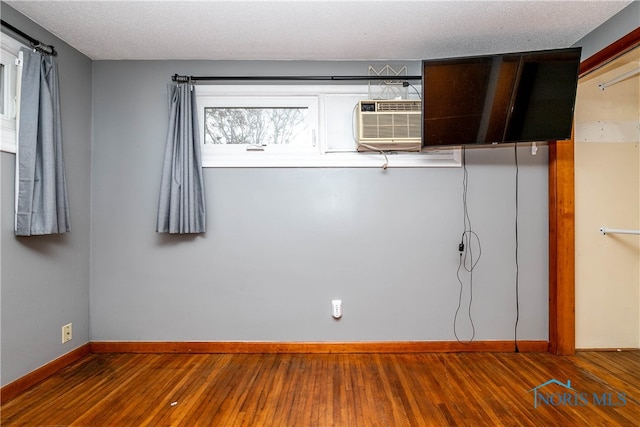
[62,323,72,343]
[332,300,342,319]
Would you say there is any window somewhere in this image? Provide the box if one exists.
[204,107,310,147]
[0,34,24,153]
[199,91,318,159]
[196,84,460,168]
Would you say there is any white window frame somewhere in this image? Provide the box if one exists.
[196,84,461,168]
[0,34,25,154]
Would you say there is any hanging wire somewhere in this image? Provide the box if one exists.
[454,147,481,344]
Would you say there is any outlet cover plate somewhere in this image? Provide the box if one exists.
[62,323,72,343]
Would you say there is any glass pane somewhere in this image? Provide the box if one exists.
[0,63,5,115]
[204,107,308,145]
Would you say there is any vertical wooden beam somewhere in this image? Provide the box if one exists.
[548,139,575,355]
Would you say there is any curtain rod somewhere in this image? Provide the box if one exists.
[171,74,422,83]
[1,19,57,56]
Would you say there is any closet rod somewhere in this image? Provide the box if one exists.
[0,19,57,56]
[598,67,640,90]
[600,227,640,236]
[172,74,422,83]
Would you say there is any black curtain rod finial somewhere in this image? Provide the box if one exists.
[32,42,56,56]
[172,74,191,83]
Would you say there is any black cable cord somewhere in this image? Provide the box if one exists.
[454,147,481,344]
[455,229,481,343]
[454,253,467,342]
[514,145,520,353]
[406,82,423,100]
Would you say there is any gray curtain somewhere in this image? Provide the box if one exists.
[156,83,206,234]
[15,48,70,236]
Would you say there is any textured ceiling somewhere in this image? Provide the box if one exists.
[3,0,634,61]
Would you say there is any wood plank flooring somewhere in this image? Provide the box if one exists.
[2,351,639,426]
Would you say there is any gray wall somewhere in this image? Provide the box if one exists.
[90,60,549,342]
[1,4,92,386]
[574,0,640,61]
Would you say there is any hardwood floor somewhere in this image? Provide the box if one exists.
[2,351,639,426]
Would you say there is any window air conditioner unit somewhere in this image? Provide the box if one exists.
[356,100,422,152]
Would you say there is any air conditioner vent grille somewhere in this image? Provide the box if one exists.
[357,100,422,152]
[360,115,421,139]
[376,101,422,112]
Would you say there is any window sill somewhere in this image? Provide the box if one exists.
[201,149,461,168]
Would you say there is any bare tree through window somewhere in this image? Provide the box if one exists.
[204,107,307,146]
